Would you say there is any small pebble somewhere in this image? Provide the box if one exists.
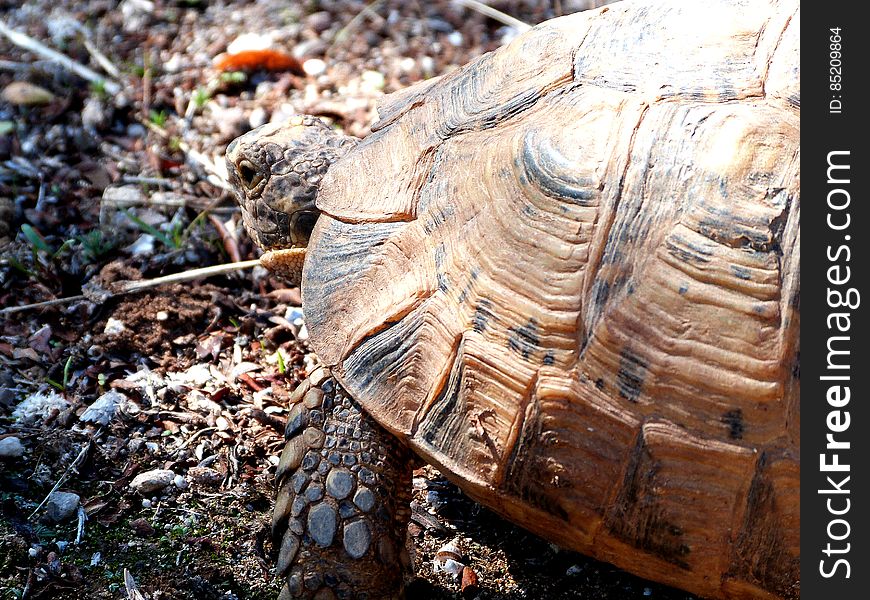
[249,107,268,129]
[566,564,584,576]
[129,517,156,537]
[28,547,40,558]
[44,491,80,524]
[130,469,175,494]
[420,56,435,75]
[104,317,126,336]
[156,311,169,321]
[173,474,188,490]
[127,123,146,138]
[2,81,54,105]
[360,70,386,93]
[142,499,152,509]
[303,58,327,77]
[0,437,25,459]
[399,57,416,73]
[187,466,223,487]
[81,96,108,131]
[305,11,332,33]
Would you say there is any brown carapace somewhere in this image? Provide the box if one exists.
[230,1,800,599]
[304,0,800,597]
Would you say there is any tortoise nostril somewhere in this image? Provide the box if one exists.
[238,160,263,190]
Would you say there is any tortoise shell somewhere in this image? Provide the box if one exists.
[302,1,800,598]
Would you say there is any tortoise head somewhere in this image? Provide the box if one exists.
[226,115,357,284]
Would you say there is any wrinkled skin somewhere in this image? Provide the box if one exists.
[226,115,357,284]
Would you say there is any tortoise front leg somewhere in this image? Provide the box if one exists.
[273,367,415,599]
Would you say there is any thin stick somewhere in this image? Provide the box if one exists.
[0,20,121,95]
[82,36,121,79]
[169,426,218,457]
[452,0,532,32]
[333,0,387,47]
[0,59,31,72]
[28,441,91,520]
[117,259,260,293]
[0,260,261,315]
[0,295,86,315]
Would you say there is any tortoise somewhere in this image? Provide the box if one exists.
[225,0,800,598]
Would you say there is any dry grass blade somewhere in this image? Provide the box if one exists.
[452,0,532,32]
[123,569,146,600]
[0,19,121,95]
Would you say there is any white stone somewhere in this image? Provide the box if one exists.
[130,469,175,494]
[248,107,268,129]
[0,437,25,458]
[303,58,326,77]
[360,70,386,94]
[104,317,126,336]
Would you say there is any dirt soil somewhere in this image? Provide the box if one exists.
[1,1,699,599]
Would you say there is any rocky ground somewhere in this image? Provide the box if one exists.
[1,1,699,599]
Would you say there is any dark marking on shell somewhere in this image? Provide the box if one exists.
[617,348,648,403]
[607,431,691,570]
[472,299,494,333]
[507,318,540,360]
[666,238,711,264]
[721,409,745,440]
[731,265,751,280]
[521,130,596,205]
[728,450,800,597]
[502,396,571,521]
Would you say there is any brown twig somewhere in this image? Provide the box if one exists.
[208,214,242,263]
[0,260,261,316]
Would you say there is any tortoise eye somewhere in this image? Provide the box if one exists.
[238,159,263,190]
